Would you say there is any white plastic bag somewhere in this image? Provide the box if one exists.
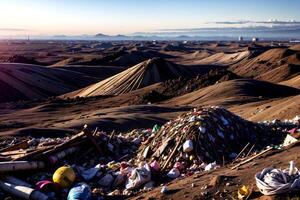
[167,168,180,179]
[125,163,151,190]
[255,161,300,195]
[205,161,220,171]
[183,140,193,153]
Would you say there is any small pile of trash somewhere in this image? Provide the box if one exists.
[259,115,300,133]
[136,106,281,172]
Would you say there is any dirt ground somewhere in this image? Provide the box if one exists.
[129,142,300,200]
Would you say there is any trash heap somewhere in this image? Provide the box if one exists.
[0,126,141,199]
[0,107,287,200]
[136,106,282,171]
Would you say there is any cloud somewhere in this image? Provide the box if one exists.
[210,20,300,25]
[213,20,252,25]
[0,28,29,32]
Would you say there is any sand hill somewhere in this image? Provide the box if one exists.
[230,48,299,77]
[192,50,251,65]
[51,50,170,67]
[165,79,300,106]
[289,44,300,51]
[255,64,300,83]
[280,74,300,88]
[0,63,97,102]
[66,58,192,97]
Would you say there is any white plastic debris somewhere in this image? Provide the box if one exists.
[132,138,142,145]
[255,161,300,195]
[126,163,151,190]
[183,140,193,153]
[199,126,206,133]
[167,168,180,179]
[204,161,220,171]
[161,186,168,194]
[282,134,298,147]
[289,160,296,176]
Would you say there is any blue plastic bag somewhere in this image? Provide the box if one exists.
[67,183,91,200]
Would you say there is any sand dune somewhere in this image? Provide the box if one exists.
[187,50,213,59]
[66,58,192,97]
[230,94,300,121]
[51,49,171,67]
[109,50,172,66]
[255,64,300,83]
[192,50,251,65]
[165,79,300,106]
[1,41,300,139]
[0,63,97,102]
[280,74,300,88]
[53,65,125,80]
[231,48,299,77]
[289,44,300,51]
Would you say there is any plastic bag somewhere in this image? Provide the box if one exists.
[255,161,300,195]
[79,164,100,181]
[126,163,151,190]
[183,140,193,153]
[67,183,91,200]
[204,161,220,171]
[167,168,180,179]
[150,160,160,171]
[98,174,114,187]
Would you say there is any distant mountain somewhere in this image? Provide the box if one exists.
[95,33,110,37]
[176,35,191,38]
[53,35,67,38]
[115,34,127,37]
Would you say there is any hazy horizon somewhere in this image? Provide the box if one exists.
[1,0,300,39]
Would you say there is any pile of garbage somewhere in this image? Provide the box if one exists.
[136,106,284,171]
[0,126,141,199]
[0,106,287,199]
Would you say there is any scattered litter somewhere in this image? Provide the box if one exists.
[160,186,168,194]
[238,185,251,199]
[205,162,220,171]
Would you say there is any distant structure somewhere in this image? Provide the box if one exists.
[238,36,244,41]
[252,37,259,42]
[26,35,30,44]
[290,39,300,43]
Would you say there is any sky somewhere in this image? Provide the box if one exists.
[0,0,300,36]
